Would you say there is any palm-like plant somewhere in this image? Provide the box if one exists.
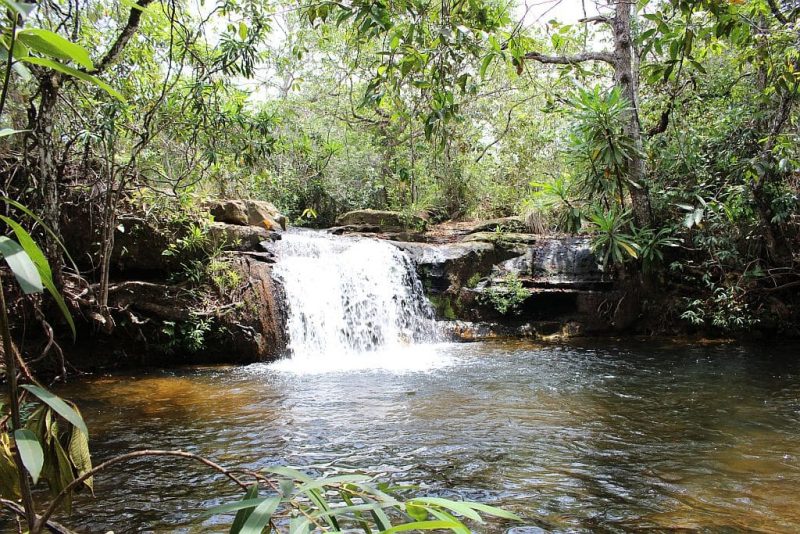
[567,87,642,211]
[585,208,640,270]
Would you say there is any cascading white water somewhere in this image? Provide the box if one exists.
[270,230,441,371]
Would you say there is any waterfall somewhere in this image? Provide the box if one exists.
[270,230,440,370]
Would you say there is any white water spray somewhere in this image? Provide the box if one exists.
[270,230,442,371]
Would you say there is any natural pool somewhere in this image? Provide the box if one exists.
[48,339,800,532]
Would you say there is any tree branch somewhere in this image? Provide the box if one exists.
[92,0,156,74]
[765,0,788,24]
[578,15,610,25]
[523,50,614,65]
[38,449,249,528]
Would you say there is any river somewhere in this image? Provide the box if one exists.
[52,339,800,533]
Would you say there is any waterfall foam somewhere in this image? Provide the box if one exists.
[270,230,442,371]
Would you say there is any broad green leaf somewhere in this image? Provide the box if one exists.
[619,242,639,258]
[230,484,260,534]
[13,429,43,484]
[381,520,464,533]
[0,434,21,499]
[425,508,470,534]
[407,498,482,523]
[0,236,43,294]
[406,502,428,521]
[463,502,522,521]
[50,436,76,513]
[0,214,75,337]
[21,385,88,437]
[288,516,310,534]
[67,420,93,492]
[0,0,35,17]
[206,498,267,516]
[240,496,281,534]
[17,29,94,69]
[310,503,380,520]
[0,196,79,274]
[0,128,29,137]
[20,57,124,102]
[239,21,248,40]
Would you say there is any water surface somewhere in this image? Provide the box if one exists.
[48,340,800,532]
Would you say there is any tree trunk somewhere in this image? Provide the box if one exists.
[611,0,651,227]
[34,75,65,286]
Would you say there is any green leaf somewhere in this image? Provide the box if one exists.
[425,508,470,534]
[406,502,428,521]
[0,214,75,338]
[14,429,43,485]
[17,29,94,69]
[206,498,267,516]
[0,196,79,274]
[20,57,124,102]
[464,502,522,521]
[21,385,88,437]
[67,420,93,492]
[238,21,248,40]
[407,498,483,523]
[0,0,35,17]
[0,128,29,137]
[288,517,310,534]
[240,496,281,534]
[382,520,464,533]
[0,434,21,499]
[230,484,260,534]
[0,236,43,294]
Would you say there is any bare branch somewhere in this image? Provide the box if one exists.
[523,50,614,65]
[38,449,249,528]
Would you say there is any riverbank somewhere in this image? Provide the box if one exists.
[9,203,798,373]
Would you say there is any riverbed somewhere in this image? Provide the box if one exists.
[51,339,800,532]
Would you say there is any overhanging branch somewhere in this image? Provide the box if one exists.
[523,50,614,65]
[92,0,157,74]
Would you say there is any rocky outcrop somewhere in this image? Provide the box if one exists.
[392,241,510,293]
[97,256,287,365]
[207,222,279,252]
[217,257,287,361]
[205,199,287,231]
[60,196,290,368]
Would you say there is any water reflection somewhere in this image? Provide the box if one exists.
[16,340,800,533]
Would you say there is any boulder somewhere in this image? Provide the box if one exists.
[335,209,425,233]
[207,222,279,252]
[392,241,515,293]
[206,199,287,231]
[218,257,287,361]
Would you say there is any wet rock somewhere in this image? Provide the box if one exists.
[205,199,287,231]
[218,257,287,361]
[392,241,508,293]
[111,215,181,274]
[463,231,538,247]
[335,209,425,233]
[207,222,279,252]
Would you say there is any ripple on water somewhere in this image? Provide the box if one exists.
[37,339,800,533]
